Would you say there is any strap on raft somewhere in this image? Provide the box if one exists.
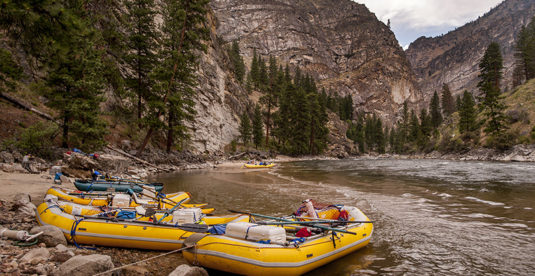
[70,217,96,250]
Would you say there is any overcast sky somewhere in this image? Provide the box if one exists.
[353,0,504,49]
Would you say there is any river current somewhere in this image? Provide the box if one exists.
[154,159,535,275]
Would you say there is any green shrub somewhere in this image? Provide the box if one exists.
[230,139,237,153]
[16,122,58,158]
[531,126,535,142]
[485,131,517,151]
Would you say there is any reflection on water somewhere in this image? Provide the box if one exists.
[154,159,535,275]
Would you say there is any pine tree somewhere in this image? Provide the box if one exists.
[123,0,158,124]
[478,42,507,135]
[459,91,477,133]
[228,40,245,82]
[260,56,278,146]
[441,83,455,117]
[252,104,264,149]
[250,49,259,88]
[239,112,252,144]
[40,1,108,150]
[455,95,462,111]
[430,91,443,128]
[409,110,420,142]
[375,116,386,153]
[419,108,432,137]
[138,0,209,154]
[513,18,535,85]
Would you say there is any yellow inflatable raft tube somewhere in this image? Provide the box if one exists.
[45,187,215,214]
[182,206,373,276]
[36,200,248,250]
[243,163,276,168]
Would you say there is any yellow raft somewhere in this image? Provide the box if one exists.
[182,206,373,276]
[243,163,276,168]
[36,199,248,250]
[45,187,214,213]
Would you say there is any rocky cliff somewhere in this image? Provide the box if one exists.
[406,0,535,97]
[187,13,252,154]
[211,0,422,124]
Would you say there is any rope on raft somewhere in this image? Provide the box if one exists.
[70,217,96,250]
[93,245,196,276]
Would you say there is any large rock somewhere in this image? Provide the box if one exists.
[0,151,14,163]
[54,254,114,276]
[19,247,50,264]
[13,193,37,217]
[0,163,27,173]
[97,153,132,174]
[168,264,208,276]
[30,225,68,247]
[64,153,99,170]
[122,265,150,275]
[51,244,75,262]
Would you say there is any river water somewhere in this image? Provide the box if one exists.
[154,159,535,275]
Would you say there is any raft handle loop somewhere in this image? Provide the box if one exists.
[39,204,65,215]
[70,217,96,250]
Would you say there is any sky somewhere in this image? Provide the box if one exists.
[353,0,504,49]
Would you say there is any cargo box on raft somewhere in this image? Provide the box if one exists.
[225,222,286,244]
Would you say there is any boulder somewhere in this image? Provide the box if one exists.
[97,154,132,174]
[122,265,150,275]
[30,225,67,247]
[168,264,208,276]
[54,254,114,276]
[64,153,99,170]
[13,193,31,206]
[51,248,75,262]
[0,163,27,173]
[0,151,14,163]
[12,150,22,163]
[19,247,50,264]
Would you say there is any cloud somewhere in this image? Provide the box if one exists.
[353,0,504,45]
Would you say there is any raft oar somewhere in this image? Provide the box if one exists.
[257,220,373,225]
[157,198,189,224]
[293,216,374,224]
[79,215,209,232]
[228,210,357,235]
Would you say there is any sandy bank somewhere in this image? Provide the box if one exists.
[0,172,76,203]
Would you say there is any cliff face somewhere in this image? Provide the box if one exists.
[406,0,535,97]
[187,12,252,154]
[211,0,422,123]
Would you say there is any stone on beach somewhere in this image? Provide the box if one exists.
[168,264,208,276]
[54,254,114,276]
[19,247,50,264]
[30,225,68,247]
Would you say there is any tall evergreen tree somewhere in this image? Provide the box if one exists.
[252,104,264,149]
[123,0,158,124]
[430,91,443,128]
[228,40,245,82]
[419,108,432,138]
[441,83,455,117]
[260,56,278,146]
[137,0,209,154]
[513,18,535,85]
[239,112,252,144]
[409,110,420,142]
[250,49,259,88]
[459,91,477,133]
[41,1,108,150]
[478,42,507,135]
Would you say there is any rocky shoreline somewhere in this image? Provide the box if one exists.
[359,144,535,163]
[0,144,533,275]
